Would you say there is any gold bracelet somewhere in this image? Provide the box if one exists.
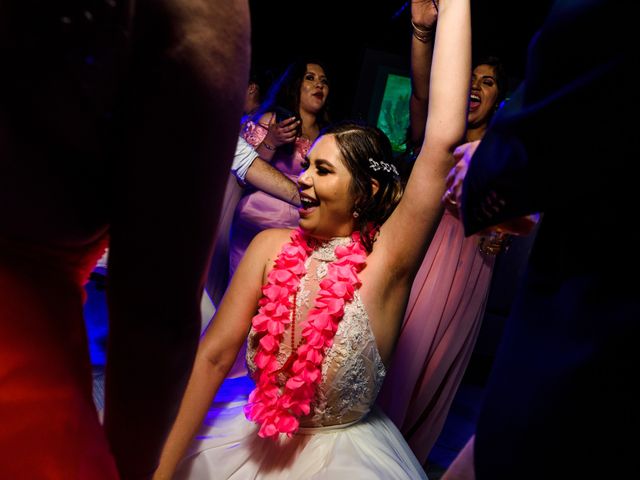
[262,141,276,151]
[411,20,434,43]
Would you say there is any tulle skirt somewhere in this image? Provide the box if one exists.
[175,377,428,480]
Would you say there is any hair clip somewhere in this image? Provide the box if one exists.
[369,158,381,171]
[369,158,399,177]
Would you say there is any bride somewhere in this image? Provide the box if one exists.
[154,0,470,477]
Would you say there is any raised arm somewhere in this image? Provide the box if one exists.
[152,229,281,479]
[377,0,470,280]
[408,0,439,150]
[104,1,250,477]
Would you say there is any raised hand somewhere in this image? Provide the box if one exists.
[264,114,300,148]
[445,140,540,236]
[411,0,438,31]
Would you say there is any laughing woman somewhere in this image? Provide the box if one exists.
[153,1,470,478]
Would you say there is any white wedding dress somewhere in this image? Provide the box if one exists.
[175,237,428,479]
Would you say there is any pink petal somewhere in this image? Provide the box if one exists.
[330,282,348,297]
[259,334,278,353]
[254,350,272,369]
[285,376,306,390]
[275,303,290,317]
[323,297,344,315]
[273,269,294,283]
[308,312,332,330]
[252,313,269,331]
[301,368,320,383]
[306,348,323,364]
[306,330,324,348]
[292,357,307,372]
[291,401,311,416]
[262,284,286,301]
[296,343,311,356]
[276,414,299,434]
[266,319,285,336]
[258,421,278,438]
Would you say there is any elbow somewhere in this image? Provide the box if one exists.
[424,134,464,161]
[441,128,467,152]
[197,344,238,378]
[424,119,466,154]
[411,91,429,104]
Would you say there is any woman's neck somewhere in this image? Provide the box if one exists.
[303,227,354,243]
[299,110,319,141]
[465,122,488,143]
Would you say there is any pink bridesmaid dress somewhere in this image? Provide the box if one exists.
[377,210,496,464]
[206,120,310,377]
[228,121,311,276]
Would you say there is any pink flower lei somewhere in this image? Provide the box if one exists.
[243,228,368,438]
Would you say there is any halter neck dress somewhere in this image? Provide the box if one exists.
[175,236,427,479]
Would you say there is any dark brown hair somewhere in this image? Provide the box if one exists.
[321,121,404,252]
[253,58,331,129]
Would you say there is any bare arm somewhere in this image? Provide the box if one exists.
[377,0,470,281]
[104,1,250,478]
[245,158,301,207]
[153,229,285,480]
[409,0,438,149]
[233,136,300,206]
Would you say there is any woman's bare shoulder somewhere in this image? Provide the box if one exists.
[240,228,294,278]
[247,228,294,255]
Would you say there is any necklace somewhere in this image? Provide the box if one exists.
[243,228,367,439]
[290,290,299,349]
[272,289,300,378]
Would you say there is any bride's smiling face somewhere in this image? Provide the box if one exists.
[297,135,356,240]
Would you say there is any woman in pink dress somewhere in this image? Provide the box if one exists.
[377,0,533,465]
[206,67,272,308]
[211,60,330,377]
[229,60,331,276]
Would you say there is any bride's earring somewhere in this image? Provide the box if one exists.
[353,210,360,219]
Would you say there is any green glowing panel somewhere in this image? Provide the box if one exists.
[376,73,411,152]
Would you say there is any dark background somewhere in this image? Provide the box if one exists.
[248,0,555,120]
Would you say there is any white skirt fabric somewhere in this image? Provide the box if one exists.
[175,377,428,480]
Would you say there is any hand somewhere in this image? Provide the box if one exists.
[411,0,438,30]
[445,140,540,235]
[443,140,480,219]
[265,114,300,148]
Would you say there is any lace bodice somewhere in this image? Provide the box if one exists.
[246,236,386,428]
